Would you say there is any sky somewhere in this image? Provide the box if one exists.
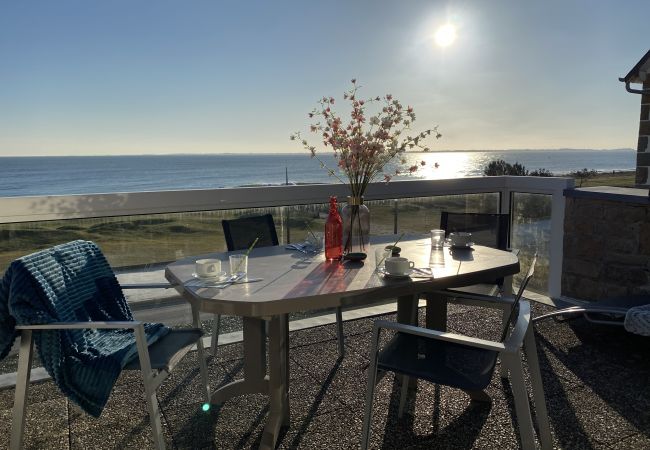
[0,0,649,156]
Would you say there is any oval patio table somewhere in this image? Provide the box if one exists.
[165,235,519,449]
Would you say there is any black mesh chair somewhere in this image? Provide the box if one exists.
[222,214,279,251]
[440,211,510,250]
[361,257,552,450]
[209,214,279,355]
[439,212,511,296]
[215,214,346,356]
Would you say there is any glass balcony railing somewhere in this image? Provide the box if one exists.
[0,181,569,308]
[0,177,573,376]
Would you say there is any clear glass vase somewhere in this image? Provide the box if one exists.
[341,196,370,254]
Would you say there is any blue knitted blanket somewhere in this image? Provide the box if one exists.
[0,240,169,417]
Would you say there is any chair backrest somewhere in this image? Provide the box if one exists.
[499,254,537,342]
[440,212,510,250]
[222,214,279,251]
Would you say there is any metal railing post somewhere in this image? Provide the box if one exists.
[547,189,567,298]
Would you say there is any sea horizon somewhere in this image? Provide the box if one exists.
[0,147,635,158]
[0,149,637,197]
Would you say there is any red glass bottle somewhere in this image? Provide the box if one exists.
[325,196,343,260]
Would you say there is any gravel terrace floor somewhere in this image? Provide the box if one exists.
[1,302,649,449]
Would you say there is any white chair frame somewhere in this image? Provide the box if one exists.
[360,300,553,450]
[10,321,210,450]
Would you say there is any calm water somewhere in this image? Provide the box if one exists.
[0,149,635,197]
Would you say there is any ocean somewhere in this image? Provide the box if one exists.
[0,149,636,197]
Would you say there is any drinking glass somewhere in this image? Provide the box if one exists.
[374,247,391,271]
[307,232,324,251]
[429,248,445,269]
[430,229,446,248]
[229,254,248,277]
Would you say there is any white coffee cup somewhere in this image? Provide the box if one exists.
[196,258,222,278]
[449,232,472,247]
[385,257,415,275]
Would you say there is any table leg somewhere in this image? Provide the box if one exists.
[396,294,418,325]
[425,292,447,331]
[191,303,211,402]
[260,314,290,450]
[396,295,419,393]
[211,317,269,404]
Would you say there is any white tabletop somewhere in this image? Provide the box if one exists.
[165,236,519,317]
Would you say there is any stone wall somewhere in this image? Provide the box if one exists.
[636,80,650,186]
[562,188,650,300]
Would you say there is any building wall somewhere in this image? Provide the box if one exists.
[562,192,650,300]
[636,80,650,185]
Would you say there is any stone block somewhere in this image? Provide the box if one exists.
[571,220,595,236]
[570,200,605,221]
[640,233,650,255]
[638,136,649,152]
[563,257,601,278]
[602,203,647,224]
[572,240,605,259]
[636,167,649,185]
[606,236,640,253]
[562,273,601,300]
[604,252,650,267]
[637,152,650,167]
[642,105,650,122]
[601,283,632,299]
[604,263,648,286]
[642,92,650,105]
[639,121,650,136]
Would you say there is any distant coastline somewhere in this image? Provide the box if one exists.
[0,149,636,197]
[0,147,635,158]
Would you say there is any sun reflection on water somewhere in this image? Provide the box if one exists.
[395,151,487,181]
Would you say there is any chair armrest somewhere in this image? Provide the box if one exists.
[121,283,172,290]
[373,320,506,352]
[15,321,144,330]
[428,290,515,307]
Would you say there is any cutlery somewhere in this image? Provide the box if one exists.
[187,273,260,288]
[286,244,307,253]
[286,243,319,254]
[201,277,264,288]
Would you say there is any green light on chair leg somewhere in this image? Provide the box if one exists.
[202,403,210,412]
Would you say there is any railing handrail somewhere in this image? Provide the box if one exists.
[0,176,574,224]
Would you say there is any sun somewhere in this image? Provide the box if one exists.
[434,24,457,47]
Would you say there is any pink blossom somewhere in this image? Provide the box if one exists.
[291,79,440,189]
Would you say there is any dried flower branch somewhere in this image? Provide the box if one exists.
[291,79,441,195]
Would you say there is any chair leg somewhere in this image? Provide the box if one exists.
[192,304,211,403]
[211,314,222,357]
[524,327,553,450]
[134,326,166,450]
[503,351,536,450]
[397,375,410,419]
[10,331,34,450]
[336,306,345,357]
[500,306,510,378]
[361,328,381,450]
[467,389,491,403]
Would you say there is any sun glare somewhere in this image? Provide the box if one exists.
[434,24,457,47]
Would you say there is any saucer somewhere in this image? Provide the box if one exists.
[344,252,367,262]
[192,272,227,281]
[380,268,413,279]
[449,242,474,249]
